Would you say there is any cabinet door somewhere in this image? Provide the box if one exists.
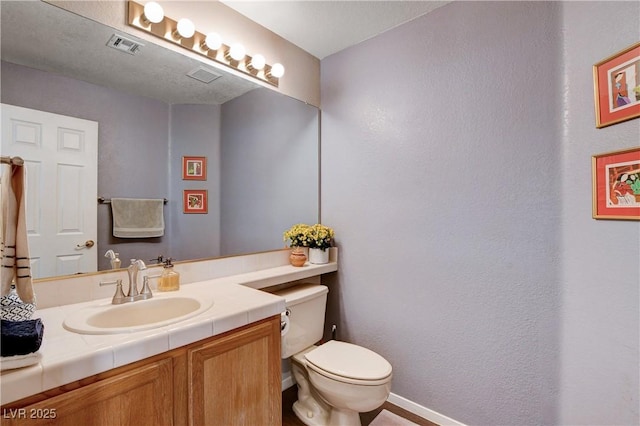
[3,358,173,426]
[188,317,281,426]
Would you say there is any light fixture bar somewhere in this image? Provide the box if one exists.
[127,1,280,87]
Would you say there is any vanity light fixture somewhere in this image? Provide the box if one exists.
[247,54,266,71]
[127,1,283,87]
[226,43,246,62]
[174,18,195,40]
[202,32,222,52]
[141,1,164,26]
[269,63,285,79]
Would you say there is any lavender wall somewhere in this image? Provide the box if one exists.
[1,61,171,269]
[559,2,640,423]
[322,1,640,423]
[169,104,222,262]
[321,2,563,423]
[220,88,319,255]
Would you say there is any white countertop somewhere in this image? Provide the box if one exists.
[0,260,337,405]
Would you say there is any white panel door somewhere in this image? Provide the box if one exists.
[1,104,98,278]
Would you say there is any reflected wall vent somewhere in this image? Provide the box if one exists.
[187,66,223,84]
[106,34,143,55]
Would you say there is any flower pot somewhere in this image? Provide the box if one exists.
[289,247,307,267]
[308,248,329,264]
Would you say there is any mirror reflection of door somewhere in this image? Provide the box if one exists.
[1,104,98,278]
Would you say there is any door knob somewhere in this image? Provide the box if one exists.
[76,240,95,249]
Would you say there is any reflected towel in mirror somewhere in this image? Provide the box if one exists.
[111,198,165,238]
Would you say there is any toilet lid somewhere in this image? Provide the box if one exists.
[304,340,392,381]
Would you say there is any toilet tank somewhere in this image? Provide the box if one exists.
[273,283,328,358]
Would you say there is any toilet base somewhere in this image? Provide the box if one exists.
[328,407,362,426]
[292,400,329,426]
[291,358,330,426]
[292,401,362,426]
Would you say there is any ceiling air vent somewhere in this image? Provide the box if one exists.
[187,66,223,84]
[106,34,143,55]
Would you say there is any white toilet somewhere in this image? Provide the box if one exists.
[275,284,392,426]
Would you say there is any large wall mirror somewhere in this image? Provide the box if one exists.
[1,1,319,280]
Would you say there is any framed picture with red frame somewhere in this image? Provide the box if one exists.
[593,42,640,128]
[592,147,640,220]
[183,190,208,214]
[182,156,207,180]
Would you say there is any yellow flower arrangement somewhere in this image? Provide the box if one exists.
[283,223,312,247]
[307,224,334,250]
[283,223,335,250]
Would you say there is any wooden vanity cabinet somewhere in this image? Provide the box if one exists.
[2,358,173,426]
[186,316,282,425]
[1,316,281,426]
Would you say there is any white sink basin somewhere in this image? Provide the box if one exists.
[63,296,214,335]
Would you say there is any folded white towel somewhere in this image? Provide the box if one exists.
[0,351,41,371]
[111,198,165,238]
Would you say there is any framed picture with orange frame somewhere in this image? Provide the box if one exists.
[592,147,640,220]
[593,42,640,128]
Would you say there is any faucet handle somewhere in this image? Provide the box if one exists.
[99,279,119,287]
[101,279,127,304]
[112,280,127,304]
[139,276,154,300]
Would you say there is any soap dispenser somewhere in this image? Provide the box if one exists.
[104,250,122,269]
[112,253,121,269]
[158,258,180,292]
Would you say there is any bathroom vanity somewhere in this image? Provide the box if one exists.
[1,317,280,425]
[0,249,338,425]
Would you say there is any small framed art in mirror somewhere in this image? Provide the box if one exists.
[182,156,207,180]
[183,190,208,214]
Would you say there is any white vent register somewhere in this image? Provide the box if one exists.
[106,34,143,55]
[187,66,223,84]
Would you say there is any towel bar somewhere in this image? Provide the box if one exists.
[98,197,168,204]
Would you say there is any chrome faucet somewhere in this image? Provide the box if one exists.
[126,259,148,302]
[99,259,152,305]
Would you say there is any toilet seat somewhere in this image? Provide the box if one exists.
[304,341,392,386]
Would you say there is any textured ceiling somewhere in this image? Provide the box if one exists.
[0,1,258,105]
[221,1,451,59]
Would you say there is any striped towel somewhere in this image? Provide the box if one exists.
[1,164,34,304]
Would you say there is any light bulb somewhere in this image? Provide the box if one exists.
[204,32,222,50]
[176,18,195,39]
[270,63,285,78]
[249,54,266,71]
[142,2,164,24]
[229,43,246,61]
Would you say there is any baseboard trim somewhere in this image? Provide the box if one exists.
[282,371,296,391]
[387,393,466,426]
